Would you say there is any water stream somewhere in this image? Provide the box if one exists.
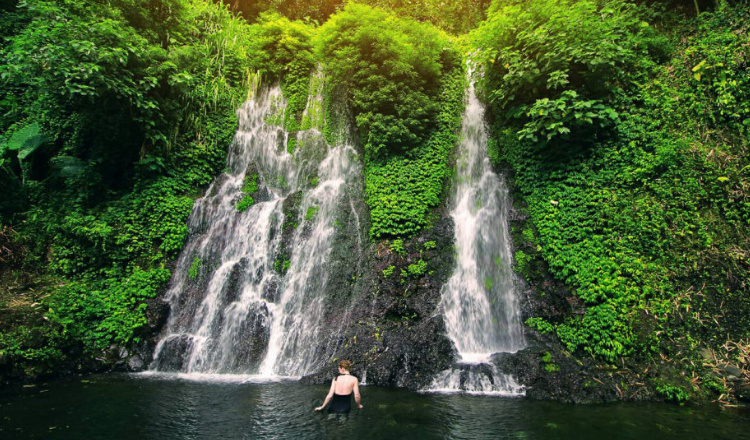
[428,72,525,395]
[151,75,360,378]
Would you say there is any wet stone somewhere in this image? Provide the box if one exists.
[227,302,270,372]
[719,364,742,377]
[221,258,249,305]
[151,335,194,372]
[262,277,279,303]
[127,355,145,372]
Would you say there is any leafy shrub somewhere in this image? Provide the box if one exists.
[248,13,315,150]
[305,206,320,221]
[188,257,202,280]
[382,265,396,277]
[406,259,428,277]
[489,1,750,364]
[319,3,450,160]
[474,0,651,144]
[319,5,464,238]
[236,174,259,212]
[46,267,171,351]
[656,383,690,404]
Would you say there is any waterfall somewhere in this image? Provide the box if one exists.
[427,70,525,395]
[150,73,360,379]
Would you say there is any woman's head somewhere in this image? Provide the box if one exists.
[338,360,352,372]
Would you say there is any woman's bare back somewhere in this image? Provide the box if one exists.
[333,374,357,395]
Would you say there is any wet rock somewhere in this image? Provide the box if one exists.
[208,174,231,198]
[221,258,248,305]
[262,277,279,303]
[150,335,194,372]
[226,302,270,372]
[735,382,750,403]
[300,203,459,390]
[491,331,640,403]
[718,364,742,378]
[144,298,169,332]
[131,339,156,367]
[699,348,714,362]
[254,186,271,204]
[275,128,285,152]
[274,191,303,275]
[127,355,145,372]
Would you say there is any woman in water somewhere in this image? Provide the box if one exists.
[314,360,363,413]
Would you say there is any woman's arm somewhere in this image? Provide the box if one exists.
[315,379,336,411]
[353,378,363,409]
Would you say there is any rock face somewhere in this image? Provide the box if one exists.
[298,185,459,389]
[491,331,654,403]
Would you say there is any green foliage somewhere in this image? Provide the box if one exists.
[382,265,396,278]
[484,276,493,290]
[248,13,315,152]
[0,122,45,165]
[319,4,449,160]
[518,91,620,143]
[540,351,559,373]
[390,239,406,256]
[0,324,67,377]
[319,5,464,238]
[681,3,750,140]
[494,1,750,364]
[423,240,436,250]
[236,173,259,212]
[474,0,653,144]
[236,195,255,212]
[656,383,690,404]
[305,206,320,221]
[405,259,428,277]
[46,267,171,351]
[275,256,291,274]
[701,375,726,394]
[364,66,465,238]
[231,0,491,35]
[188,257,202,280]
[526,317,554,334]
[514,250,531,275]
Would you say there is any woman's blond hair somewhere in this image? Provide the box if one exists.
[338,360,352,371]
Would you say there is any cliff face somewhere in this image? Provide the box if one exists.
[298,199,458,389]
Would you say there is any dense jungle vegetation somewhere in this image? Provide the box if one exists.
[1,0,748,403]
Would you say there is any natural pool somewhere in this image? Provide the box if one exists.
[1,374,748,440]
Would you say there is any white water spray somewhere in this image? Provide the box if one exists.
[427,70,525,395]
[151,74,360,378]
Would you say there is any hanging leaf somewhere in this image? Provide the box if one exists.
[2,123,45,160]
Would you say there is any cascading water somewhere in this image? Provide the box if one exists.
[150,73,360,379]
[427,71,525,395]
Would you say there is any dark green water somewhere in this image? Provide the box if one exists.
[1,374,748,440]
